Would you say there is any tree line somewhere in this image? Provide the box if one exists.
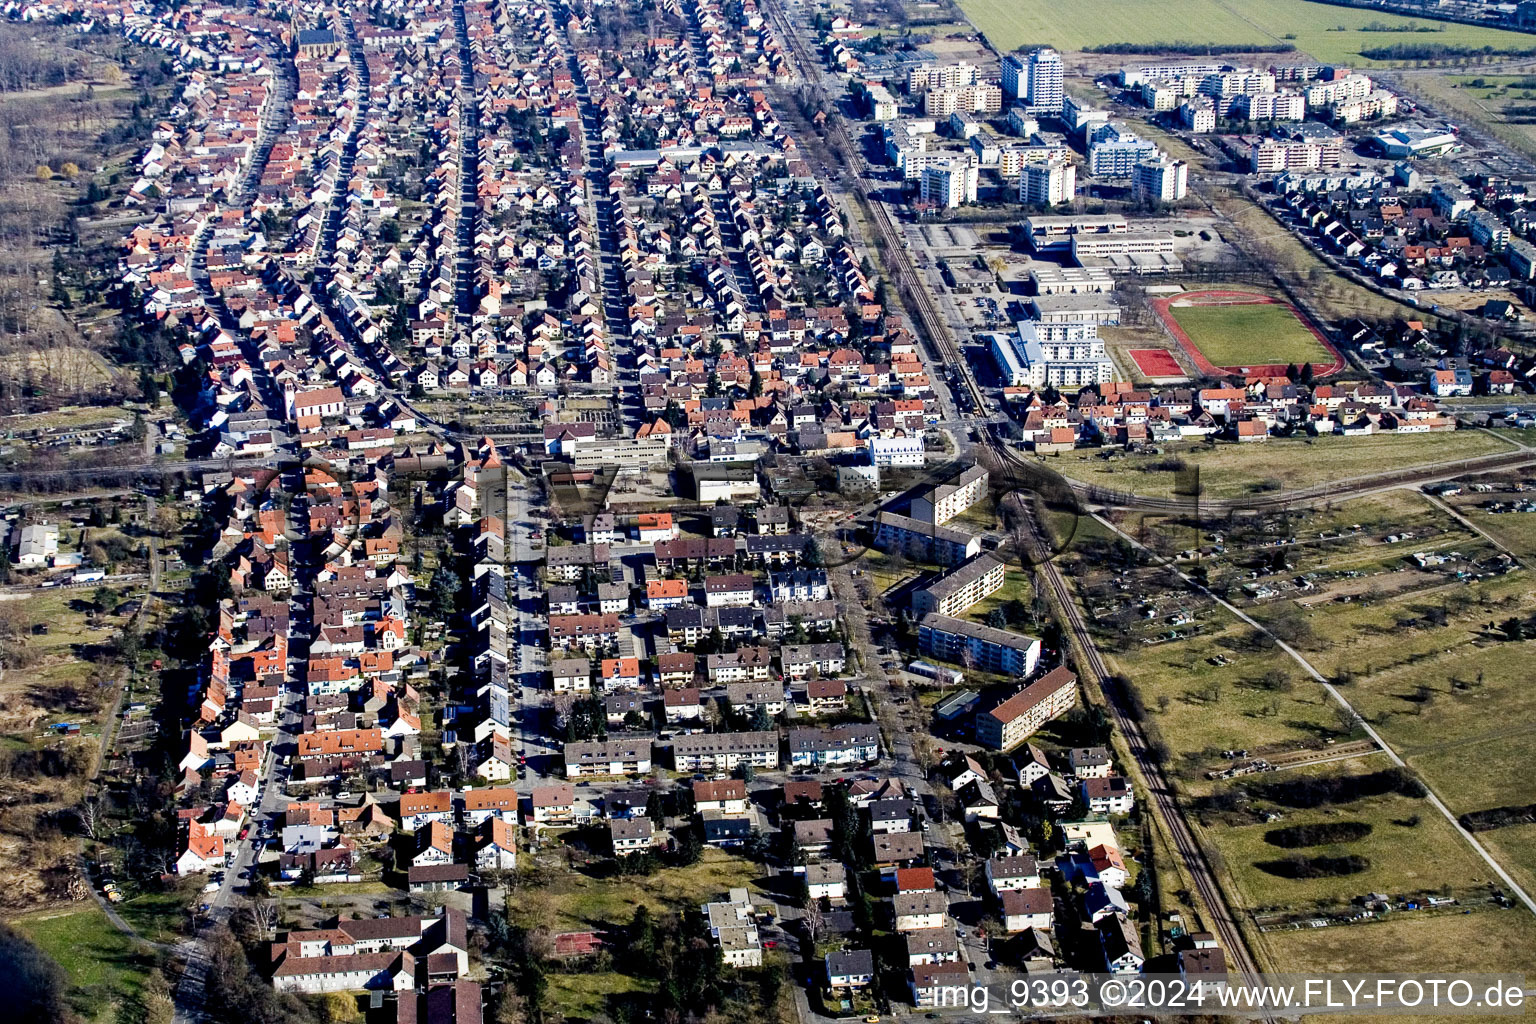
[1084,41,1297,55]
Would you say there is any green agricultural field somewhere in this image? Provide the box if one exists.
[1048,430,1518,500]
[1167,302,1332,370]
[955,0,1536,66]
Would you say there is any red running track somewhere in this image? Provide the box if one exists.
[1150,289,1346,380]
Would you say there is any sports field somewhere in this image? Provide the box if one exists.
[1170,304,1330,368]
[955,0,1536,66]
[1128,348,1185,379]
[1154,291,1341,376]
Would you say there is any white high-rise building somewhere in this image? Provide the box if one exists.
[1002,55,1026,98]
[1019,161,1076,206]
[908,61,981,93]
[1026,47,1064,114]
[990,320,1114,388]
[1133,158,1189,203]
[921,159,979,209]
[1179,98,1216,133]
[1088,128,1159,177]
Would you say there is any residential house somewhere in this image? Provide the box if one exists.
[1000,888,1054,932]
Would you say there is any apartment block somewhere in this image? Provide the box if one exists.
[974,666,1079,750]
[918,613,1042,677]
[911,554,1006,618]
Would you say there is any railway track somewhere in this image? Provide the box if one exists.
[765,0,1272,991]
[984,437,1272,991]
[1077,447,1536,514]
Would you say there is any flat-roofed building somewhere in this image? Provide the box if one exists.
[1133,158,1189,203]
[1068,232,1178,261]
[703,888,762,967]
[991,320,1114,389]
[1019,161,1076,206]
[1022,214,1128,252]
[571,434,670,468]
[1028,265,1114,294]
[1024,293,1121,325]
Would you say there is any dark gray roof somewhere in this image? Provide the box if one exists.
[826,949,874,976]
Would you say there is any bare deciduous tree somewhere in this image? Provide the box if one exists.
[802,897,824,945]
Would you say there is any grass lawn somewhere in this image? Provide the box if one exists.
[115,889,191,946]
[546,970,656,1019]
[1048,431,1517,500]
[1448,504,1536,558]
[1240,565,1536,885]
[278,880,395,898]
[508,849,762,934]
[1103,612,1348,784]
[0,587,138,736]
[1405,741,1536,819]
[1476,824,1536,900]
[1243,567,1532,681]
[0,404,133,433]
[1166,302,1331,369]
[1316,640,1536,813]
[858,548,935,599]
[953,0,1536,65]
[962,570,1033,626]
[1195,492,1482,584]
[13,906,152,1022]
[513,852,792,1023]
[1261,905,1536,975]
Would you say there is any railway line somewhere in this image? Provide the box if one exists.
[764,0,1272,988]
[984,436,1273,992]
[1075,446,1536,514]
